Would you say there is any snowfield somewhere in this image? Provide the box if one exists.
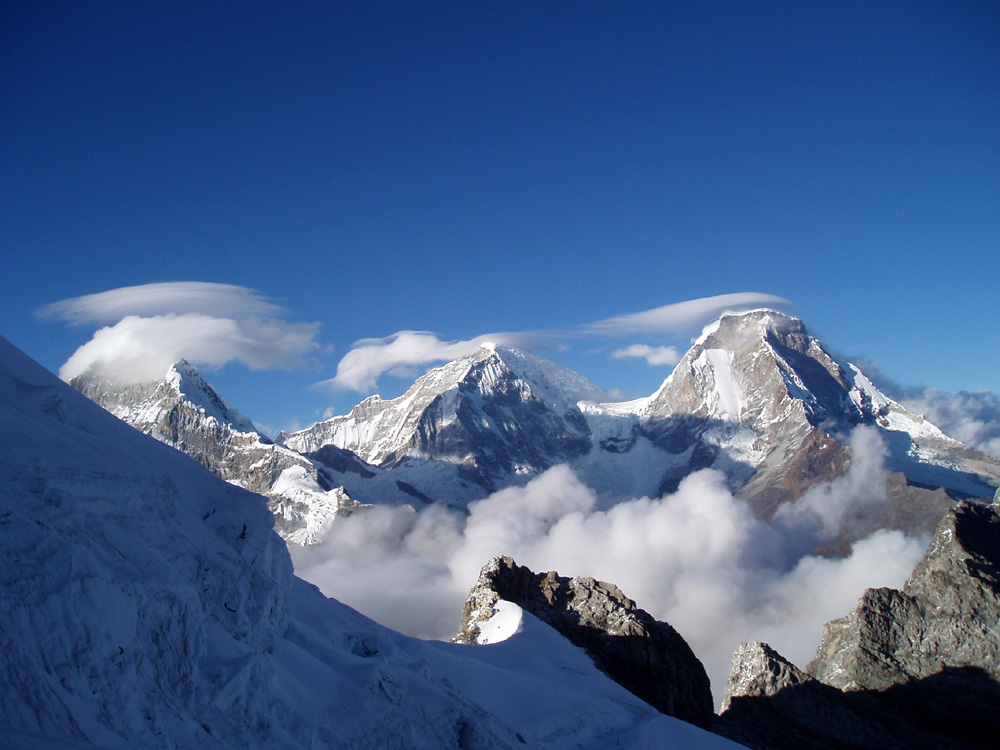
[0,335,742,749]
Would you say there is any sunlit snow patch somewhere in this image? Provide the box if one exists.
[474,600,524,644]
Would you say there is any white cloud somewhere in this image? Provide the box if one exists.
[319,330,537,392]
[611,344,682,367]
[59,314,322,384]
[773,425,889,541]
[36,281,285,325]
[291,433,927,706]
[581,293,792,335]
[41,282,323,385]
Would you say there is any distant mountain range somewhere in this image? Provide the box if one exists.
[72,309,1000,548]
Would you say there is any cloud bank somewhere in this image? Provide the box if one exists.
[42,282,322,385]
[851,359,1000,460]
[899,389,1000,459]
[291,426,927,706]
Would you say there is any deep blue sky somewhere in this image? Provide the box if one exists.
[3,1,998,432]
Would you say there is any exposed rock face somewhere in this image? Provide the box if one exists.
[720,642,813,713]
[717,640,1000,749]
[716,497,1000,749]
[808,498,1000,691]
[456,556,714,729]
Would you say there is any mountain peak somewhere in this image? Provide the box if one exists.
[160,360,257,434]
[696,308,805,348]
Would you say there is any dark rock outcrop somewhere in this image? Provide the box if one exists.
[808,496,1000,691]
[456,556,714,729]
[716,496,1000,749]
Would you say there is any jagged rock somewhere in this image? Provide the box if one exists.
[456,556,714,729]
[807,501,1000,691]
[715,500,1000,749]
[720,642,813,712]
[716,642,896,749]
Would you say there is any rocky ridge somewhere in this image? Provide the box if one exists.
[716,492,1000,748]
[280,311,999,542]
[807,492,1000,691]
[637,311,999,522]
[455,556,715,729]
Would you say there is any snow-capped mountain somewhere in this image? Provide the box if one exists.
[631,310,1000,520]
[70,361,364,545]
[0,335,742,749]
[279,343,608,491]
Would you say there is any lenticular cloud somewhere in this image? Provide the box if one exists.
[41,282,323,385]
[36,281,286,325]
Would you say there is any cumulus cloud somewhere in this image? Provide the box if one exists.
[611,344,682,367]
[319,330,541,392]
[36,281,285,325]
[291,426,927,705]
[41,282,323,385]
[581,292,792,335]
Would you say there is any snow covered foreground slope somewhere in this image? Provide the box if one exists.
[0,336,741,750]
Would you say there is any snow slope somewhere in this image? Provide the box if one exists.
[0,335,741,749]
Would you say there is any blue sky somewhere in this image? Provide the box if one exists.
[3,1,998,434]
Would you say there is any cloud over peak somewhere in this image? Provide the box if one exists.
[323,293,793,394]
[41,282,323,385]
[582,293,792,336]
[320,330,539,392]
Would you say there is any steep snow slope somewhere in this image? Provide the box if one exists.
[0,335,742,749]
[71,362,361,545]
